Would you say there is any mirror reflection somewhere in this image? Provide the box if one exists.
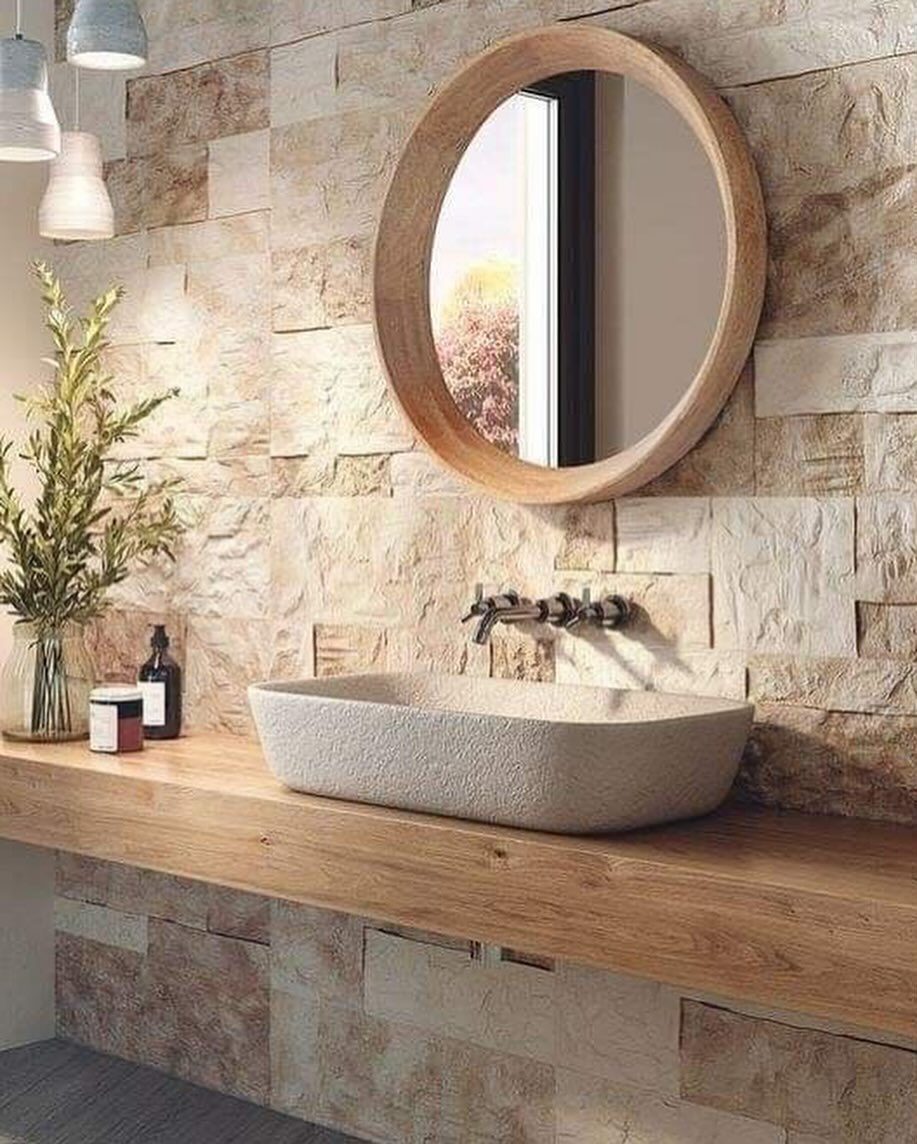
[430,70,727,468]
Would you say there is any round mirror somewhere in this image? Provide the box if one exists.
[374,27,766,503]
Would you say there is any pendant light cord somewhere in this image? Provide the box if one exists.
[74,66,80,131]
[15,0,22,36]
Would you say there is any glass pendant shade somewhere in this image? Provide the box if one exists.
[39,131,114,240]
[67,0,147,70]
[0,35,60,161]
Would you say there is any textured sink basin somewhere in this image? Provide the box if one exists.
[249,674,753,834]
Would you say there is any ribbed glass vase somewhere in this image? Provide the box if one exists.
[0,622,95,742]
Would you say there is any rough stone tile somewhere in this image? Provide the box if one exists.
[556,505,616,572]
[761,167,917,340]
[270,0,410,45]
[270,106,413,248]
[271,326,413,457]
[208,129,270,218]
[587,0,917,88]
[85,609,187,686]
[711,498,855,656]
[363,928,556,1063]
[270,455,392,498]
[126,51,268,156]
[103,157,145,236]
[54,898,148,954]
[856,496,917,602]
[271,991,554,1144]
[740,702,917,824]
[148,212,270,265]
[55,855,209,930]
[140,457,271,499]
[390,451,469,499]
[56,933,145,1061]
[141,0,272,75]
[858,602,917,661]
[748,655,917,715]
[755,331,917,417]
[185,616,274,735]
[864,413,917,491]
[491,630,556,683]
[64,266,190,347]
[52,231,150,281]
[755,415,864,495]
[272,237,373,332]
[556,965,680,1095]
[144,145,210,229]
[681,1001,917,1141]
[314,624,387,677]
[140,918,270,1103]
[616,498,711,574]
[386,626,491,678]
[206,886,271,946]
[557,1068,783,1144]
[271,901,364,1009]
[642,366,756,497]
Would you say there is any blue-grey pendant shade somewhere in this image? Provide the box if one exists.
[0,35,61,161]
[67,0,148,71]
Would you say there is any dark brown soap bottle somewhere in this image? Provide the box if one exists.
[138,625,182,740]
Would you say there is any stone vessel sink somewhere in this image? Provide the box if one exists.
[248,674,753,834]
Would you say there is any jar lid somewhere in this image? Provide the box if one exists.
[91,686,143,703]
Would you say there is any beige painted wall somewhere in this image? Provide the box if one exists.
[0,0,53,662]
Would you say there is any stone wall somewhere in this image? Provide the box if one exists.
[47,0,917,1140]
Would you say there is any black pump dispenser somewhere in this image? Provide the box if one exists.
[139,624,182,740]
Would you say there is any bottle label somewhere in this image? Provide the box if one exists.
[89,703,118,753]
[139,681,167,727]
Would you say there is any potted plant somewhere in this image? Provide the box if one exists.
[0,264,185,742]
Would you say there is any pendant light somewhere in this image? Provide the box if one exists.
[67,0,147,71]
[0,0,60,161]
[39,69,114,241]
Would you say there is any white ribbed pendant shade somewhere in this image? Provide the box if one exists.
[39,131,114,240]
[0,35,61,161]
[67,0,147,70]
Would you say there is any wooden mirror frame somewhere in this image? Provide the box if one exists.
[373,25,767,504]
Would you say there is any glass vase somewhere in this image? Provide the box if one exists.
[0,622,95,742]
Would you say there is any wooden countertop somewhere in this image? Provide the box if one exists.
[0,734,914,1039]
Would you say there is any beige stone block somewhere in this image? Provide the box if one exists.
[727,54,917,197]
[272,236,373,332]
[271,900,364,1009]
[270,325,413,457]
[856,496,917,602]
[270,106,413,248]
[557,1069,783,1144]
[755,331,917,417]
[386,626,491,678]
[491,630,556,683]
[54,897,148,954]
[858,602,917,661]
[270,0,410,45]
[363,928,556,1062]
[681,1001,917,1141]
[556,504,616,572]
[748,655,917,715]
[390,451,469,499]
[587,0,917,88]
[55,854,208,929]
[556,965,680,1094]
[64,265,190,347]
[616,498,711,574]
[270,455,391,498]
[639,367,755,497]
[208,129,270,218]
[56,932,144,1062]
[140,457,271,498]
[127,51,269,157]
[148,212,270,266]
[205,886,270,946]
[761,168,917,340]
[185,616,273,735]
[140,0,271,75]
[314,623,387,677]
[711,498,855,655]
[740,702,917,825]
[53,232,149,281]
[864,413,917,492]
[756,415,863,496]
[270,35,339,126]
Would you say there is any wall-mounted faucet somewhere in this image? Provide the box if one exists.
[462,585,629,645]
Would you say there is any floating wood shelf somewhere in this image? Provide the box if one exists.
[0,735,914,1039]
